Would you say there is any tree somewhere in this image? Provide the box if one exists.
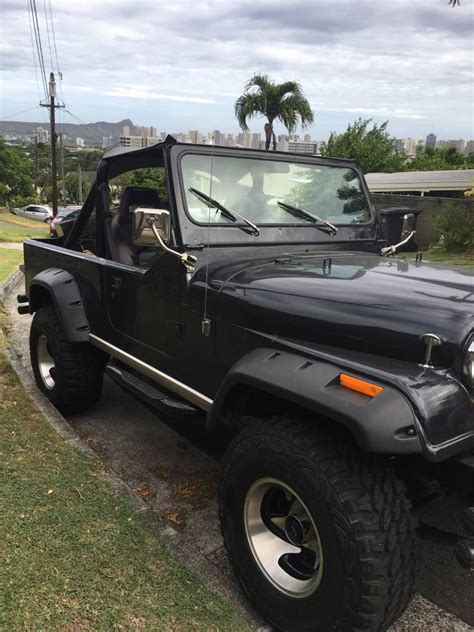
[408,146,469,171]
[319,118,407,173]
[0,138,37,206]
[235,74,314,150]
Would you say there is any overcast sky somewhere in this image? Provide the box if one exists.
[0,0,473,140]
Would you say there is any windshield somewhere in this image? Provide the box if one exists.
[181,154,371,225]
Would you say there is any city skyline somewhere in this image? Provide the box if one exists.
[1,1,473,139]
[2,121,472,157]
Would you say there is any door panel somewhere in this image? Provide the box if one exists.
[103,252,182,363]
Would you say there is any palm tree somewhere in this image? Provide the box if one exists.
[235,74,314,151]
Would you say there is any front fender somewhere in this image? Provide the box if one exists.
[28,268,90,342]
[208,348,422,456]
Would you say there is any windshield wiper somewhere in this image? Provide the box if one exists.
[277,201,338,235]
[188,188,259,236]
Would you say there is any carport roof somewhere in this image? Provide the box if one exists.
[365,169,474,193]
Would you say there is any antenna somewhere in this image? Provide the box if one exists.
[201,143,215,337]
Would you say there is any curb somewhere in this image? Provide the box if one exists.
[0,266,23,299]
[1,272,267,631]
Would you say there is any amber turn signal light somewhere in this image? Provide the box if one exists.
[339,373,383,398]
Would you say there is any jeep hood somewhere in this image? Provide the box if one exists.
[216,252,473,368]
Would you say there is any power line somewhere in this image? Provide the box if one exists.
[48,0,60,74]
[48,0,64,103]
[43,0,54,73]
[0,105,41,121]
[27,0,42,103]
[63,109,107,141]
[28,0,48,99]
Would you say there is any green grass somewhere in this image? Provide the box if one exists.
[0,338,249,631]
[0,248,23,283]
[0,223,48,243]
[404,248,474,267]
[0,208,48,229]
[0,207,49,243]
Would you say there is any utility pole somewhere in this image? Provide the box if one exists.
[49,73,58,216]
[60,133,66,206]
[40,72,64,217]
[34,135,39,170]
[78,162,83,205]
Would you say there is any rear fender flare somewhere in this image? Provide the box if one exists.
[28,268,90,342]
[207,348,422,455]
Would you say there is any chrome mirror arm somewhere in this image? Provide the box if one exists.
[148,217,197,272]
[381,230,416,256]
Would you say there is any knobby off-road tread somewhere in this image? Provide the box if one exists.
[219,417,417,632]
[30,305,105,414]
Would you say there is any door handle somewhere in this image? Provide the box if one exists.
[111,276,122,290]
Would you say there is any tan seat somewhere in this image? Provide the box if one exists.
[108,187,161,265]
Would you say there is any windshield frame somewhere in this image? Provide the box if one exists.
[170,144,377,247]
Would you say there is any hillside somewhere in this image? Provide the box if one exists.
[0,118,137,142]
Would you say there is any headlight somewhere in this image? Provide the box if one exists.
[463,338,474,390]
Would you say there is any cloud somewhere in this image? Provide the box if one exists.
[104,86,218,104]
[0,0,472,138]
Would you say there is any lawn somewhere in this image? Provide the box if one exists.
[404,248,474,268]
[0,248,23,284]
[0,207,49,243]
[0,207,49,229]
[0,334,249,631]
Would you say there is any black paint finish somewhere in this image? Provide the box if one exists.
[22,141,473,463]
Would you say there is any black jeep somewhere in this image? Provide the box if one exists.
[20,137,473,631]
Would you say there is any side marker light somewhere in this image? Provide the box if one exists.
[339,374,383,398]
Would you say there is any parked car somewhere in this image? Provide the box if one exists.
[12,204,53,223]
[19,137,473,632]
[49,206,82,237]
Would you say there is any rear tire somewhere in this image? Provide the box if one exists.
[219,417,416,632]
[30,304,105,414]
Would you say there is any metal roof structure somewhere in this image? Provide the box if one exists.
[365,169,474,193]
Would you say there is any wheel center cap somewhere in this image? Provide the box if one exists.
[284,515,305,546]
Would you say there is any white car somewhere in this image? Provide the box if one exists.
[12,204,53,223]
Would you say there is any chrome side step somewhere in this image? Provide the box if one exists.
[89,334,213,411]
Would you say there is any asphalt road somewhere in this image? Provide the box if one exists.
[6,281,474,631]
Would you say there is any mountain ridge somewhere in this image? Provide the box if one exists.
[0,118,137,142]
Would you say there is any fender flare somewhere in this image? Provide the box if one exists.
[207,347,422,455]
[28,268,90,342]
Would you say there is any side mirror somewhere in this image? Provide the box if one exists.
[132,208,171,246]
[401,212,416,239]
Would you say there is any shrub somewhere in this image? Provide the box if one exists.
[434,202,474,251]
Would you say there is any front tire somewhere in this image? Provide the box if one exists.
[30,304,105,414]
[219,418,416,632]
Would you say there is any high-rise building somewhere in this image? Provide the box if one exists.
[119,134,160,148]
[187,130,201,144]
[425,133,437,149]
[36,126,49,144]
[304,133,311,143]
[211,130,223,145]
[277,136,318,154]
[464,140,474,155]
[236,132,252,147]
[251,132,262,149]
[122,125,130,136]
[402,138,418,157]
[394,139,404,152]
[438,139,465,152]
